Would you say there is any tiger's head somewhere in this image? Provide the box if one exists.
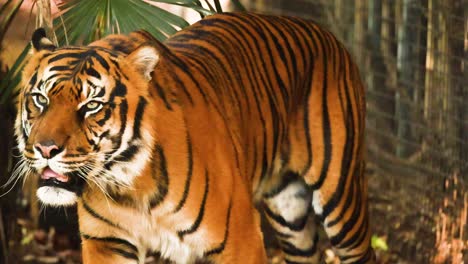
[14,29,160,206]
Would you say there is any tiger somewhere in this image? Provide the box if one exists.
[14,12,375,264]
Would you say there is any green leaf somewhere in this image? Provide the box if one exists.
[230,0,246,11]
[371,235,389,251]
[0,44,30,104]
[21,232,34,246]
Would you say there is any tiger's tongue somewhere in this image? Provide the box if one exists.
[41,167,69,183]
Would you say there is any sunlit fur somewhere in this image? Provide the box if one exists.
[15,13,375,264]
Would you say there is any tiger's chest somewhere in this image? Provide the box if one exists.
[143,221,207,263]
[147,230,196,263]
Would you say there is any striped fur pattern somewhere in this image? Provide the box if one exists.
[15,13,374,263]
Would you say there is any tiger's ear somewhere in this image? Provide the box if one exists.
[126,45,160,81]
[31,28,56,52]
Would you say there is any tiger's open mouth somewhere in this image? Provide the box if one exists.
[38,167,85,194]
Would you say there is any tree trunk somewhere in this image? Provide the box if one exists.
[353,1,367,71]
[396,0,421,158]
[446,0,467,175]
[413,0,427,154]
[367,0,397,153]
[423,0,439,167]
[377,0,397,154]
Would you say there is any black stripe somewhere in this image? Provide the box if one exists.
[263,204,308,232]
[115,145,138,162]
[111,81,127,98]
[86,67,101,79]
[81,233,139,255]
[205,199,232,256]
[49,65,70,72]
[109,247,139,261]
[282,243,317,257]
[92,52,110,71]
[150,145,169,208]
[28,72,38,86]
[48,52,83,64]
[132,96,147,139]
[117,100,128,140]
[159,56,195,105]
[154,83,173,110]
[178,170,209,239]
[104,145,139,170]
[275,230,293,239]
[82,200,125,231]
[263,171,300,199]
[340,245,374,264]
[96,107,112,126]
[281,233,318,257]
[103,97,128,160]
[173,134,193,212]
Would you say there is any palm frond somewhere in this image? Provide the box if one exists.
[0,45,30,105]
[0,0,26,105]
[53,0,218,45]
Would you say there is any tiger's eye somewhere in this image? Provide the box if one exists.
[37,94,47,104]
[86,101,101,110]
[32,93,48,108]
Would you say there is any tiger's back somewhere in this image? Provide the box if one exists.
[16,12,374,264]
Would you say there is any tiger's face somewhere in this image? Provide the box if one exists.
[15,29,159,206]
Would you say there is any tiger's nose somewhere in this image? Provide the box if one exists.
[34,140,62,158]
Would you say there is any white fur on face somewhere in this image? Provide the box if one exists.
[37,186,78,206]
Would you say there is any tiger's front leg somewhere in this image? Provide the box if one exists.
[81,235,142,264]
[77,199,144,264]
[205,193,268,264]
